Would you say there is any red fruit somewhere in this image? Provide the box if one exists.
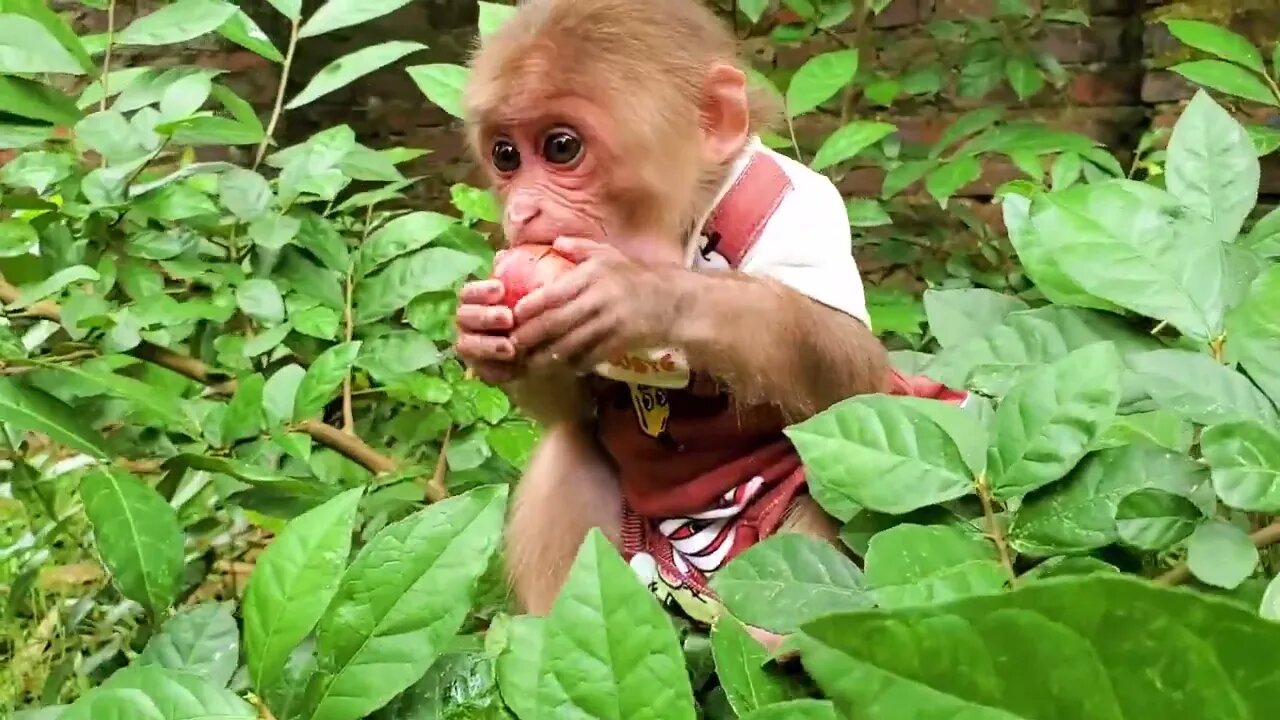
[491,245,576,309]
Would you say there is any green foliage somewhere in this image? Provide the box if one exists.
[3,2,1280,719]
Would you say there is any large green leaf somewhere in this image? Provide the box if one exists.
[1164,19,1267,73]
[0,378,110,458]
[741,700,839,720]
[1003,193,1117,311]
[244,487,362,696]
[1008,442,1209,557]
[354,247,482,323]
[711,534,871,634]
[796,574,1280,719]
[988,342,1123,500]
[1165,90,1262,243]
[494,614,545,720]
[61,666,256,720]
[286,41,427,110]
[1129,349,1278,426]
[478,1,518,36]
[0,13,86,74]
[1225,265,1280,405]
[80,467,185,615]
[217,8,283,62]
[786,394,984,517]
[533,529,697,720]
[864,524,1007,608]
[357,211,457,277]
[1112,489,1202,550]
[117,0,237,46]
[300,0,414,38]
[0,0,94,72]
[1170,60,1278,107]
[293,341,362,420]
[303,485,508,720]
[922,288,1029,349]
[711,614,805,716]
[786,49,858,117]
[406,64,469,120]
[52,363,199,439]
[136,602,240,687]
[809,121,895,171]
[1024,180,1225,341]
[1201,420,1280,512]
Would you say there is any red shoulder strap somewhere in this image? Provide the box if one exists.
[702,152,793,269]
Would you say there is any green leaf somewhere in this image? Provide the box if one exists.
[236,278,286,326]
[248,214,302,251]
[124,227,199,260]
[1224,265,1280,406]
[217,9,284,62]
[293,341,362,420]
[478,1,518,36]
[137,602,239,687]
[1261,573,1280,621]
[1201,420,1280,512]
[923,288,1029,350]
[925,155,981,208]
[263,363,306,426]
[245,487,362,695]
[1129,349,1278,426]
[118,0,238,46]
[1187,519,1258,589]
[786,394,983,517]
[0,378,110,458]
[287,41,428,110]
[845,198,892,227]
[711,534,872,634]
[61,665,255,720]
[810,121,895,172]
[0,76,81,126]
[1090,410,1194,453]
[741,700,839,720]
[988,342,1123,500]
[0,219,38,257]
[406,64,469,120]
[786,49,858,117]
[1166,90,1263,245]
[535,529,697,720]
[295,212,350,272]
[738,0,770,23]
[796,574,1280,719]
[6,265,99,309]
[300,0,416,38]
[711,614,804,715]
[52,363,198,438]
[929,107,1003,160]
[355,247,482,323]
[355,332,441,384]
[304,485,508,720]
[218,168,274,221]
[1004,55,1044,100]
[1170,59,1279,106]
[494,614,545,720]
[0,13,87,74]
[1113,488,1202,550]
[1164,19,1267,73]
[264,0,301,20]
[80,467,184,615]
[1009,442,1209,557]
[74,110,153,165]
[222,372,265,443]
[864,524,1007,609]
[881,159,935,198]
[358,211,457,276]
[243,321,293,359]
[0,0,94,72]
[1016,180,1226,341]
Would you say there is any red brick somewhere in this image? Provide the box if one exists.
[194,50,273,74]
[931,0,1042,20]
[1036,19,1129,64]
[1066,67,1142,105]
[873,0,921,28]
[1141,70,1195,103]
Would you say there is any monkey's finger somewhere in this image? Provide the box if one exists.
[460,279,506,305]
[512,268,593,326]
[456,333,518,363]
[457,304,514,333]
[511,292,602,355]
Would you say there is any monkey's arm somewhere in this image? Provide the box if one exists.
[670,270,890,422]
[502,368,592,426]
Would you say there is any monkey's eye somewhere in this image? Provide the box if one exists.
[491,140,520,172]
[542,131,582,165]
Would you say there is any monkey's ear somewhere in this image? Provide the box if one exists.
[700,62,751,164]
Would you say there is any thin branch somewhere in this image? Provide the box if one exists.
[976,472,1019,588]
[341,267,355,433]
[427,424,453,502]
[99,0,117,113]
[0,272,441,502]
[253,19,301,170]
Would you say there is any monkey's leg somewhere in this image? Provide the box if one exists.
[506,422,623,616]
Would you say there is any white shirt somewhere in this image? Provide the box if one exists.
[685,137,872,330]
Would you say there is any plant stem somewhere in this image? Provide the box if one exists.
[976,472,1019,587]
[1210,334,1226,363]
[341,267,355,434]
[253,19,300,170]
[99,0,117,113]
[1155,519,1280,586]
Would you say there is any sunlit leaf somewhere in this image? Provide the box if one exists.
[786,50,858,117]
[406,64,469,119]
[300,0,416,38]
[810,121,895,171]
[1187,519,1258,589]
[137,602,240,687]
[287,42,428,110]
[0,13,87,74]
[1201,420,1280,512]
[117,0,238,46]
[293,341,362,420]
[0,378,110,458]
[864,524,1006,608]
[1165,90,1263,244]
[61,666,255,720]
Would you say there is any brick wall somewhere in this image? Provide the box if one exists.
[46,0,1280,213]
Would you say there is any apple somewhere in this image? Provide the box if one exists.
[491,244,576,309]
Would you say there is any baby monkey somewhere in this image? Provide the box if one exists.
[453,0,954,643]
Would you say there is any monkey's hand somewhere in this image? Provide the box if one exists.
[511,236,686,372]
[455,279,520,385]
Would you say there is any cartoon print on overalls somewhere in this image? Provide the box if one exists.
[627,383,681,450]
